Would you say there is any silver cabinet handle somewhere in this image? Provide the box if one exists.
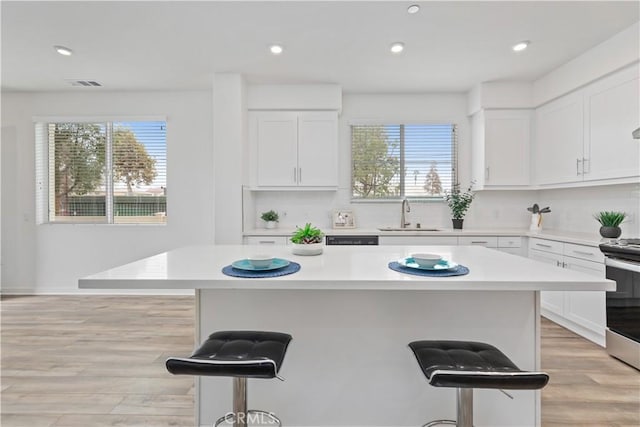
[536,243,552,248]
[582,157,590,174]
[259,240,277,244]
[299,167,302,183]
[471,241,488,244]
[293,167,297,183]
[485,167,490,180]
[556,260,562,267]
[576,158,582,175]
[571,250,595,257]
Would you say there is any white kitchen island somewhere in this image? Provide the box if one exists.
[80,245,614,427]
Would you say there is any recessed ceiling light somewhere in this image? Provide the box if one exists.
[407,4,420,14]
[390,42,405,54]
[270,45,284,55]
[512,41,530,52]
[54,45,73,56]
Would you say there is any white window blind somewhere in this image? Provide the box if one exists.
[35,120,167,224]
[351,123,457,200]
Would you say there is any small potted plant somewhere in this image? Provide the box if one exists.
[594,211,626,238]
[444,183,475,229]
[290,223,324,255]
[260,210,279,229]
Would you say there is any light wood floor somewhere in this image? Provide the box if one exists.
[1,295,639,426]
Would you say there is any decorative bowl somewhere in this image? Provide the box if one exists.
[410,253,442,268]
[247,255,275,269]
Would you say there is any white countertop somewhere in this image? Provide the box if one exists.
[245,227,606,246]
[245,227,527,236]
[79,244,614,292]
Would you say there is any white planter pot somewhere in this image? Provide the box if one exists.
[265,221,277,229]
[291,242,323,256]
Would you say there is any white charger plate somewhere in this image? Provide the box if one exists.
[398,257,458,271]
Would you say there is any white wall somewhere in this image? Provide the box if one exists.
[538,184,640,237]
[533,21,640,106]
[250,92,539,231]
[213,74,246,244]
[1,90,213,293]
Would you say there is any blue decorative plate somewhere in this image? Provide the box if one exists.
[398,257,458,271]
[231,258,290,271]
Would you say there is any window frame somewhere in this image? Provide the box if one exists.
[350,121,458,202]
[34,116,167,225]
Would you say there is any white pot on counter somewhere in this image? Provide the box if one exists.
[291,242,323,256]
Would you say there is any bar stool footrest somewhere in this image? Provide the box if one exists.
[214,409,282,427]
[423,420,457,427]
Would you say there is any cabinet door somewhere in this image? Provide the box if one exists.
[484,111,530,186]
[562,256,606,337]
[458,236,498,248]
[256,113,298,186]
[529,248,565,316]
[534,93,584,185]
[297,112,338,187]
[584,65,640,181]
[379,236,458,246]
[244,236,289,245]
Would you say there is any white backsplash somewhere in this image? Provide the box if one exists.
[538,183,640,237]
[246,184,640,236]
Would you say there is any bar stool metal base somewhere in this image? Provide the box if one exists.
[213,377,282,427]
[422,388,473,427]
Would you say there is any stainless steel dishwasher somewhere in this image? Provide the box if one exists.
[325,235,379,245]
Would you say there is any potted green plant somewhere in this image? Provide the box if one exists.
[444,183,474,229]
[260,210,279,229]
[594,211,626,238]
[290,223,324,255]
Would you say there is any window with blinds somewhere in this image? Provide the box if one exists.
[35,120,167,224]
[351,123,457,200]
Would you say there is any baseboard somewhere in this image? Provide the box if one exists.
[541,309,605,347]
[0,287,194,296]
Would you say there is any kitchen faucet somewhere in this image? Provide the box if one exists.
[401,198,411,228]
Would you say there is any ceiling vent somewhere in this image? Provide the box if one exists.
[66,79,102,87]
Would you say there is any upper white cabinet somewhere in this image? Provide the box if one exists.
[251,111,338,189]
[534,63,640,186]
[584,65,640,181]
[534,91,585,185]
[471,110,531,189]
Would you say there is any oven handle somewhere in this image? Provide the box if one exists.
[606,258,640,273]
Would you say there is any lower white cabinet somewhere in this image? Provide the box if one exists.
[379,236,458,245]
[529,237,605,346]
[244,236,289,245]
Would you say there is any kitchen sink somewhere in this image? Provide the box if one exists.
[377,227,442,231]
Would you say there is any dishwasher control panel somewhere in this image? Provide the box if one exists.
[326,235,379,246]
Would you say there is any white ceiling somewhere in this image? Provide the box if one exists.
[2,1,639,93]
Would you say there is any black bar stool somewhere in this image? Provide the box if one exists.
[166,330,292,427]
[408,340,549,427]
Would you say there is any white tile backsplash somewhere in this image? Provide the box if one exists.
[247,184,640,237]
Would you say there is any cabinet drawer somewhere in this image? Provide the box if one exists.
[563,256,605,276]
[379,236,458,246]
[458,236,498,248]
[563,243,604,263]
[498,236,522,248]
[244,236,289,245]
[529,238,563,255]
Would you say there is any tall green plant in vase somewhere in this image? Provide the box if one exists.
[445,183,475,229]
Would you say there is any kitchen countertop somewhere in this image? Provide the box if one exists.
[79,244,613,292]
[245,227,606,246]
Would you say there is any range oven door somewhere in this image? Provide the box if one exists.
[606,258,640,342]
[605,258,640,370]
